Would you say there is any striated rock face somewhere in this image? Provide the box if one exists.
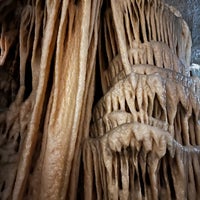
[0,0,199,200]
[164,0,200,64]
[0,0,102,199]
[83,0,200,199]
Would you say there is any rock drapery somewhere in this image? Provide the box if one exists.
[0,0,200,200]
[0,0,102,199]
[83,0,200,199]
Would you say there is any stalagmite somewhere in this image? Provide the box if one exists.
[83,0,200,199]
[0,0,199,200]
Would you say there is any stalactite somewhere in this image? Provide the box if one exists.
[0,0,102,199]
[83,0,200,199]
[0,0,199,199]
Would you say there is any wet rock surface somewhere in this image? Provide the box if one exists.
[83,0,200,199]
[0,0,199,199]
[164,0,200,64]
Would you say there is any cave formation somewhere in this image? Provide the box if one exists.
[0,0,200,199]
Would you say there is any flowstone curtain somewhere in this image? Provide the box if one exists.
[0,0,200,200]
[83,0,200,199]
[0,0,102,199]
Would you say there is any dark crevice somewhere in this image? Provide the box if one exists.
[93,55,103,107]
[92,167,97,199]
[134,169,138,182]
[5,122,15,140]
[159,160,165,187]
[167,162,176,199]
[153,53,156,66]
[1,181,5,192]
[125,100,131,114]
[128,151,134,192]
[147,96,152,116]
[77,157,84,200]
[188,109,197,145]
[0,122,6,135]
[174,102,187,145]
[139,22,144,43]
[74,0,79,5]
[25,185,29,195]
[116,152,122,190]
[138,162,145,196]
[23,56,32,100]
[112,162,115,180]
[145,167,151,187]
[101,28,109,70]
[135,96,139,112]
[0,42,20,109]
[176,43,179,58]
[14,133,21,152]
[152,93,165,121]
[145,17,149,42]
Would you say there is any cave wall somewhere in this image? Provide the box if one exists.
[82,0,200,199]
[164,0,200,64]
[0,0,200,199]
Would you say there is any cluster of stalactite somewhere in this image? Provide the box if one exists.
[83,0,200,199]
[0,0,102,199]
[0,0,200,200]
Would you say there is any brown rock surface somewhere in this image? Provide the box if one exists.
[0,0,199,199]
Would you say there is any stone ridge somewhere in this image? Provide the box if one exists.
[83,0,200,199]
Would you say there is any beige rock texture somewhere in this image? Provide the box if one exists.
[0,0,102,199]
[0,0,199,200]
[83,0,200,199]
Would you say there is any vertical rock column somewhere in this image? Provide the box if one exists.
[0,0,102,199]
[83,0,200,199]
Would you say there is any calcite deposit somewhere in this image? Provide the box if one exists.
[83,0,200,199]
[0,0,199,200]
[0,0,102,199]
